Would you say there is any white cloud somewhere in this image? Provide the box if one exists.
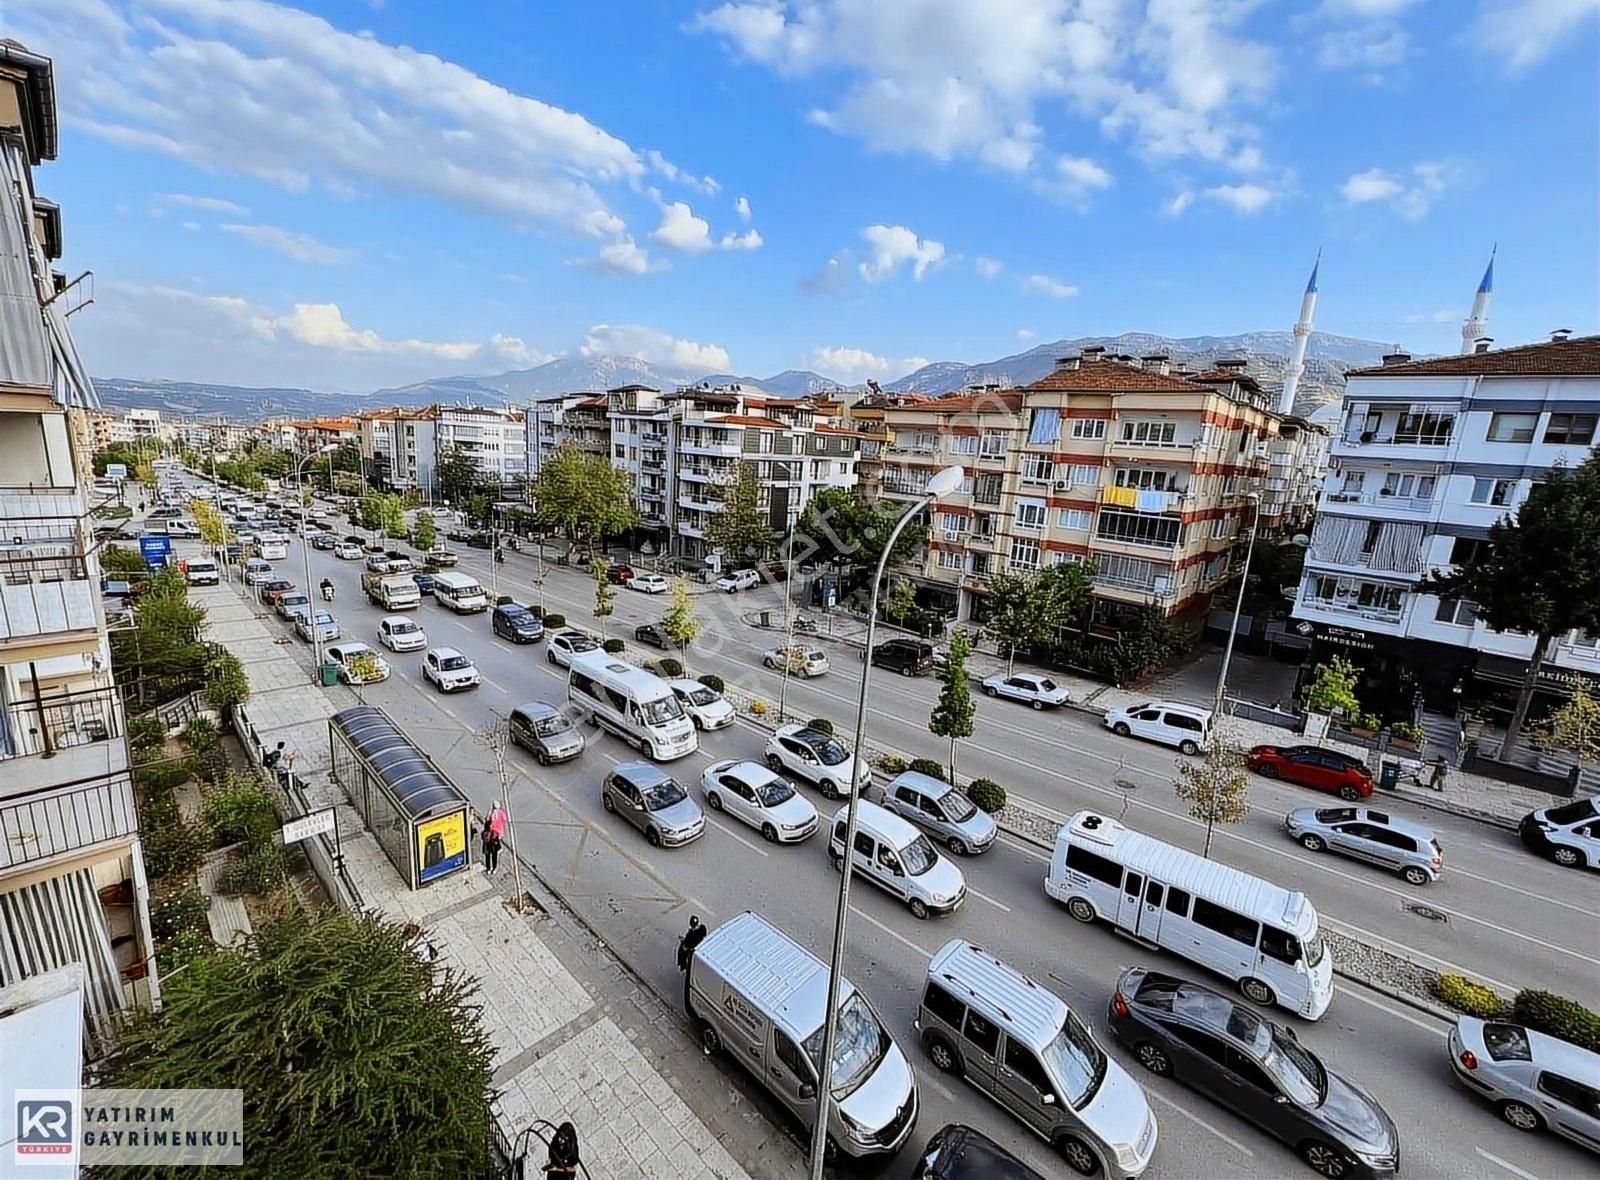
[1162,182,1281,216]
[720,228,764,250]
[1016,328,1036,341]
[152,191,249,216]
[644,148,720,194]
[1401,309,1459,325]
[257,302,478,359]
[1020,273,1079,299]
[735,195,753,222]
[1316,26,1410,70]
[804,346,924,384]
[489,333,553,366]
[650,201,715,252]
[800,254,852,296]
[1162,190,1196,217]
[219,222,350,264]
[1341,162,1455,219]
[593,237,659,275]
[975,256,1003,280]
[581,323,730,371]
[1475,0,1600,72]
[1319,0,1424,14]
[858,224,946,282]
[1051,154,1112,194]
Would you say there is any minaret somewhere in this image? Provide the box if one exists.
[1278,250,1319,416]
[1461,246,1495,355]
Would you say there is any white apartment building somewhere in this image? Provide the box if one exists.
[355,404,527,495]
[1292,333,1600,719]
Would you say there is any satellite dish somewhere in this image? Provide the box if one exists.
[1292,533,1310,547]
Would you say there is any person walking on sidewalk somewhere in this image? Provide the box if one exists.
[675,915,706,971]
[542,1122,580,1178]
[487,799,508,841]
[481,825,502,877]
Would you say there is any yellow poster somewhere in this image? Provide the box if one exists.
[415,811,467,884]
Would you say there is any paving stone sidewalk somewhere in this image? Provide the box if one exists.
[191,578,797,1179]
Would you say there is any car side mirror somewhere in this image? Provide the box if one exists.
[799,1083,816,1100]
[1273,1094,1289,1105]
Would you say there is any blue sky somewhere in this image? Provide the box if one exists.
[13,0,1598,392]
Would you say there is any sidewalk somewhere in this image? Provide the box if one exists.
[192,581,794,1178]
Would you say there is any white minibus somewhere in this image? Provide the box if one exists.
[1045,811,1333,1020]
[430,570,490,613]
[257,532,290,560]
[567,652,698,761]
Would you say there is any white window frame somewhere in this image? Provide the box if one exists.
[1486,412,1538,444]
[1058,508,1092,531]
[1021,454,1055,484]
[1121,420,1179,446]
[1068,463,1099,487]
[937,550,964,571]
[1014,499,1047,531]
[940,513,969,539]
[980,430,1008,458]
[948,434,978,455]
[1070,418,1107,441]
[1470,477,1518,507]
[1009,537,1042,571]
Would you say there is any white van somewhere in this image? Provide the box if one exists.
[184,558,220,587]
[567,652,698,760]
[257,532,290,561]
[1102,701,1212,755]
[828,800,967,920]
[1045,811,1333,1020]
[430,570,490,613]
[1519,796,1599,869]
[686,911,919,1160]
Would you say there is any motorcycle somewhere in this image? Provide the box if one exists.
[793,615,819,635]
[320,582,335,602]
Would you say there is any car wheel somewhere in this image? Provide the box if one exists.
[828,849,843,872]
[1055,1134,1101,1176]
[1239,977,1276,1007]
[1066,897,1096,923]
[698,1022,722,1057]
[985,685,998,696]
[909,898,930,920]
[1499,1099,1544,1132]
[761,823,778,843]
[1552,846,1583,867]
[707,792,723,812]
[1179,739,1200,756]
[1134,1043,1172,1077]
[1402,865,1431,886]
[1301,1141,1355,1179]
[1300,833,1326,853]
[1113,722,1131,737]
[820,781,841,800]
[602,794,616,814]
[1338,785,1362,802]
[947,836,967,856]
[1257,763,1279,779]
[923,1032,962,1077]
[645,828,661,848]
[764,753,783,771]
[533,750,548,766]
[1031,699,1045,711]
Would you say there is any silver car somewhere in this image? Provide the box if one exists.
[602,762,705,848]
[1449,1016,1600,1153]
[880,770,997,856]
[509,701,585,765]
[1285,805,1443,885]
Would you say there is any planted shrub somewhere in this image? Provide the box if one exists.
[203,777,278,848]
[656,657,684,679]
[151,886,211,942]
[1432,974,1505,1019]
[697,673,725,693]
[908,758,947,782]
[543,613,566,628]
[967,778,1008,814]
[806,718,835,736]
[143,820,210,880]
[602,638,625,654]
[1513,989,1600,1051]
[530,604,545,620]
[135,760,195,798]
[183,716,220,752]
[494,594,513,606]
[749,699,770,717]
[875,754,908,776]
[158,927,214,976]
[218,842,288,896]
[128,713,167,760]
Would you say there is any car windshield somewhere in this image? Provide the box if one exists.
[807,650,825,661]
[1043,1010,1108,1108]
[566,635,598,652]
[1036,678,1058,692]
[901,835,939,876]
[1544,797,1599,824]
[684,687,718,706]
[640,696,685,726]
[391,621,418,634]
[313,613,333,625]
[639,776,687,809]
[803,992,891,1095]
[754,777,796,807]
[938,790,978,822]
[808,736,849,766]
[1260,1029,1326,1106]
[440,656,471,671]
[283,594,308,605]
[534,714,573,737]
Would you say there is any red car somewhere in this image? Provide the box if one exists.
[1247,744,1373,800]
[605,563,635,584]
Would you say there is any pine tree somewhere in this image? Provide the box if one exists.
[928,630,976,785]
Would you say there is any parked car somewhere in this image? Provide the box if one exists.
[361,538,386,554]
[377,614,427,652]
[334,541,363,559]
[602,762,705,847]
[1448,1015,1600,1152]
[445,526,475,543]
[669,679,735,730]
[880,770,997,856]
[762,646,829,677]
[242,559,274,585]
[422,647,480,692]
[310,531,338,551]
[324,642,390,685]
[258,579,296,607]
[634,622,685,650]
[869,638,935,677]
[547,630,601,668]
[630,572,671,594]
[1286,806,1443,885]
[275,591,312,621]
[412,572,437,596]
[1103,701,1212,756]
[1250,745,1374,801]
[1519,796,1599,869]
[424,547,458,568]
[605,562,635,584]
[295,610,340,643]
[981,672,1069,710]
[508,701,585,765]
[759,560,790,583]
[716,568,760,593]
[700,759,818,843]
[911,1125,1048,1180]
[1109,968,1400,1179]
[765,723,870,799]
[464,531,494,549]
[492,603,545,644]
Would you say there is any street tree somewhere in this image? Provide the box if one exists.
[885,574,917,626]
[360,494,382,532]
[928,629,975,786]
[378,494,408,539]
[1304,655,1363,719]
[1540,685,1600,778]
[434,443,482,509]
[531,442,637,553]
[190,500,233,548]
[1422,451,1600,760]
[794,487,924,573]
[592,557,616,635]
[103,909,494,1179]
[663,578,700,649]
[984,570,1051,673]
[707,461,773,564]
[1174,726,1251,857]
[412,509,437,553]
[1036,560,1094,633]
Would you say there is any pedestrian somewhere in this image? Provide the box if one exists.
[262,741,285,771]
[676,915,706,971]
[481,825,502,876]
[487,800,508,841]
[542,1122,579,1179]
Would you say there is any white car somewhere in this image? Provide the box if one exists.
[242,559,274,585]
[546,629,601,669]
[423,646,480,693]
[700,759,819,844]
[295,610,340,643]
[763,646,830,678]
[275,592,312,622]
[334,541,363,559]
[980,672,1069,710]
[1103,700,1212,756]
[669,679,735,730]
[765,723,870,800]
[715,568,760,593]
[377,615,428,653]
[324,642,390,685]
[630,572,671,594]
[164,520,201,538]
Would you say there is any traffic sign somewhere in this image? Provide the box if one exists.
[279,809,336,846]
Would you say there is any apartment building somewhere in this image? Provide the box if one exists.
[1292,333,1600,715]
[882,348,1279,624]
[0,40,158,1050]
[353,404,528,495]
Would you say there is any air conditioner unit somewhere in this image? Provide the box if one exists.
[1053,480,1070,491]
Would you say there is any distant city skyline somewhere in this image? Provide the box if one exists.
[12,0,1598,392]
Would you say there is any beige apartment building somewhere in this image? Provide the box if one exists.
[881,348,1280,626]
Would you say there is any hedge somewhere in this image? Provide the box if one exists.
[967,778,1007,814]
[1514,989,1600,1051]
[655,657,684,679]
[806,718,834,736]
[151,886,211,943]
[1432,974,1505,1019]
[908,758,947,782]
[602,638,625,654]
[697,673,725,693]
[143,820,211,880]
[544,613,566,628]
[876,754,908,776]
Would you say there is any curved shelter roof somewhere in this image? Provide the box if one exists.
[332,706,466,819]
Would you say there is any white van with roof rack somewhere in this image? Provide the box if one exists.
[1045,810,1333,1019]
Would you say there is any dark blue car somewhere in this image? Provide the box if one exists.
[412,572,436,596]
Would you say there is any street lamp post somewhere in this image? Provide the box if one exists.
[298,444,339,685]
[807,464,964,1179]
[776,513,800,722]
[1212,491,1262,715]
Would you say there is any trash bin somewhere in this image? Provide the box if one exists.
[319,662,339,688]
[759,610,771,627]
[1378,760,1400,791]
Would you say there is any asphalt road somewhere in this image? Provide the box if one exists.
[194,503,1598,1180]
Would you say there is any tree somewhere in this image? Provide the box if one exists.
[110,569,208,707]
[1036,560,1094,634]
[706,461,773,564]
[1304,655,1362,718]
[1540,685,1600,778]
[203,649,251,714]
[412,509,437,552]
[103,909,494,1179]
[378,493,408,539]
[662,578,700,650]
[984,571,1052,673]
[531,442,637,552]
[592,557,616,635]
[360,494,382,532]
[434,443,482,508]
[1422,452,1600,760]
[928,629,975,786]
[885,574,917,625]
[1174,726,1251,857]
[794,487,924,573]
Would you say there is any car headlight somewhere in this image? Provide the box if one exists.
[1114,1142,1142,1170]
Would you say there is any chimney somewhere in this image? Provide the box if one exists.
[1055,354,1081,371]
[1082,345,1107,360]
[1141,353,1171,375]
[1474,337,1494,354]
[1218,358,1247,372]
[1551,327,1573,343]
[1381,350,1412,367]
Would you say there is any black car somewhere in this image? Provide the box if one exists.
[633,623,685,650]
[869,638,934,676]
[465,531,495,549]
[1109,968,1399,1179]
[492,603,545,643]
[412,572,437,596]
[911,1124,1045,1180]
[445,527,475,543]
[309,531,338,550]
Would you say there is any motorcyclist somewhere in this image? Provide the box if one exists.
[320,578,335,601]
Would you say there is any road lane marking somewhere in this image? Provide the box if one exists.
[1475,1148,1543,1180]
[705,816,770,858]
[1333,983,1448,1036]
[1443,865,1600,917]
[1000,836,1051,863]
[967,886,1012,913]
[848,906,935,958]
[481,675,508,693]
[1142,1088,1254,1156]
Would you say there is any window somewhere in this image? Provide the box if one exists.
[1009,538,1041,570]
[1015,499,1047,530]
[1022,454,1055,484]
[1434,597,1481,627]
[1544,413,1597,446]
[1259,926,1302,965]
[1449,536,1487,566]
[1121,420,1178,445]
[948,434,977,455]
[974,474,1004,505]
[1059,508,1093,531]
[937,550,963,571]
[1049,551,1086,567]
[940,513,969,538]
[1097,509,1182,549]
[1028,408,1061,445]
[1165,1023,1230,1064]
[774,1031,812,1081]
[1071,418,1107,440]
[1537,1073,1600,1118]
[1211,517,1231,540]
[922,983,967,1031]
[1487,412,1539,443]
[1002,1039,1055,1097]
[759,432,774,453]
[1470,477,1517,507]
[1165,886,1192,917]
[980,431,1008,457]
[853,831,875,857]
[1066,843,1123,887]
[1381,471,1437,500]
[1191,899,1261,947]
[962,1010,1000,1056]
[1068,464,1099,486]
[1114,467,1177,490]
[1145,880,1165,907]
[1394,410,1454,445]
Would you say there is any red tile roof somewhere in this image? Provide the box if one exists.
[1348,335,1600,377]
[1024,358,1200,393]
[884,391,1023,415]
[708,415,789,428]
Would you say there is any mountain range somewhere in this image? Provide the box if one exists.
[92,329,1399,422]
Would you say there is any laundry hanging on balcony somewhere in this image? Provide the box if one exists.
[1135,489,1171,514]
[1103,485,1138,508]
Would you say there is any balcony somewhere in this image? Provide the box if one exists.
[0,549,99,650]
[677,519,705,539]
[1099,487,1191,513]
[1093,571,1174,599]
[680,493,724,513]
[882,478,925,497]
[679,437,741,458]
[1321,489,1438,516]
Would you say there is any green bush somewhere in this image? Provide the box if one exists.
[543,613,566,628]
[876,754,908,776]
[1513,989,1600,1051]
[194,743,229,785]
[183,716,219,752]
[530,604,545,620]
[143,819,211,880]
[495,594,513,606]
[158,927,214,977]
[602,638,625,654]
[697,673,725,693]
[1432,974,1505,1019]
[134,760,195,798]
[966,778,1008,814]
[656,657,684,679]
[203,777,278,848]
[908,758,947,781]
[748,699,770,717]
[127,713,167,760]
[218,841,288,896]
[805,717,835,736]
[151,886,211,942]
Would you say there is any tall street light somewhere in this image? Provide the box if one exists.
[298,443,339,684]
[808,463,964,1179]
[1212,490,1262,715]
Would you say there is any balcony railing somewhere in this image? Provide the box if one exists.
[0,769,137,872]
[0,550,99,644]
[1342,428,1454,448]
[1323,490,1437,513]
[882,478,925,496]
[2,684,125,761]
[1298,595,1405,624]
